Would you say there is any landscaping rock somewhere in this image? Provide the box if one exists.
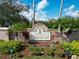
[71,55,78,59]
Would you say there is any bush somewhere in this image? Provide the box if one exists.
[62,40,79,56]
[0,40,22,54]
[54,48,64,57]
[44,47,53,56]
[28,45,44,55]
[10,22,29,32]
[28,43,64,56]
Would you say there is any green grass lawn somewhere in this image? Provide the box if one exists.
[24,56,53,59]
[24,56,65,59]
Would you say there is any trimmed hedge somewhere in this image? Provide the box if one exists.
[0,40,22,54]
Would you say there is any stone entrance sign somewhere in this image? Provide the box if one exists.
[29,23,51,41]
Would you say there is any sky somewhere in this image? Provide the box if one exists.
[18,0,79,21]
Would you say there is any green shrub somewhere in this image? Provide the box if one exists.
[44,47,53,56]
[10,22,29,32]
[29,45,44,55]
[0,40,22,54]
[54,48,64,57]
[62,40,79,56]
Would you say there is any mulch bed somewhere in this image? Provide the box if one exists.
[20,49,32,57]
[0,54,10,59]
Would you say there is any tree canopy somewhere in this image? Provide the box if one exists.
[0,0,29,27]
[44,16,79,29]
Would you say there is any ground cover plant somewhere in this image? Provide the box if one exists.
[62,40,79,56]
[0,40,79,59]
[28,43,65,57]
[0,40,23,54]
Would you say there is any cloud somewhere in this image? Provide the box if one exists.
[53,16,59,20]
[64,5,75,12]
[19,9,33,21]
[19,9,48,21]
[69,5,75,10]
[64,5,79,18]
[19,0,49,21]
[35,11,48,21]
[36,0,48,11]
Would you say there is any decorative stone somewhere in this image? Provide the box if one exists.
[71,55,78,59]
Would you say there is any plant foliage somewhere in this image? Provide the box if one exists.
[0,40,22,54]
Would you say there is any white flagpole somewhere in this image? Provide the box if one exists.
[32,0,35,26]
[59,0,64,18]
[58,0,64,32]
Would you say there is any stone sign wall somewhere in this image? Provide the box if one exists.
[29,23,51,41]
[30,31,50,40]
